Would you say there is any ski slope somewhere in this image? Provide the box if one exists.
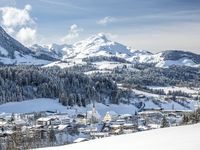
[36,123,200,150]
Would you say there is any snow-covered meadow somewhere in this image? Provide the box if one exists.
[0,98,138,118]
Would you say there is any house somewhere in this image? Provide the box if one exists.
[122,123,137,134]
[109,124,122,135]
[37,117,53,126]
[57,125,69,132]
[75,113,87,125]
[115,119,126,125]
[103,111,118,122]
[58,115,71,125]
[79,126,98,134]
[119,114,132,120]
[90,132,109,139]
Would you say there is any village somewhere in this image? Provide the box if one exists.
[0,101,192,150]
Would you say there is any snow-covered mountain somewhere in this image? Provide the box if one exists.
[68,33,134,59]
[43,33,200,69]
[0,27,57,65]
[44,33,151,69]
[130,50,200,68]
[0,26,199,68]
[30,43,72,60]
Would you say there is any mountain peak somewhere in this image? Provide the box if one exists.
[86,33,110,44]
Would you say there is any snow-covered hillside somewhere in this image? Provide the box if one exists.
[129,52,200,68]
[36,123,200,150]
[0,98,197,117]
[0,98,137,117]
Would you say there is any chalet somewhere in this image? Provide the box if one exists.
[37,117,53,126]
[109,124,122,135]
[75,113,87,125]
[115,119,126,125]
[122,123,137,134]
[50,118,61,125]
[58,115,71,125]
[79,126,98,134]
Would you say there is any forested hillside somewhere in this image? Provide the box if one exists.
[0,66,119,106]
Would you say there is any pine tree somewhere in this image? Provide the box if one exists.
[181,114,189,125]
[161,116,170,128]
[49,125,56,146]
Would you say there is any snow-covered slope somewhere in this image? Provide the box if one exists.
[0,27,57,65]
[0,97,196,116]
[0,98,139,117]
[30,43,73,60]
[36,123,200,150]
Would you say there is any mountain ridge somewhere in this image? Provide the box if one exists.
[0,26,199,68]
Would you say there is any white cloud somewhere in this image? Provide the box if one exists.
[97,16,114,25]
[0,4,38,46]
[24,4,32,11]
[16,27,36,46]
[61,24,83,42]
[0,4,33,27]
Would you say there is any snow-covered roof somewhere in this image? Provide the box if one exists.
[73,138,88,143]
[123,123,134,127]
[14,119,26,125]
[37,117,52,122]
[110,124,121,128]
[58,125,68,131]
[119,114,132,118]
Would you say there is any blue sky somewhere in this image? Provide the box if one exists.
[0,0,200,53]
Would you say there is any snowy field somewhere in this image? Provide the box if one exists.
[36,123,200,150]
[0,98,197,118]
[0,98,138,117]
